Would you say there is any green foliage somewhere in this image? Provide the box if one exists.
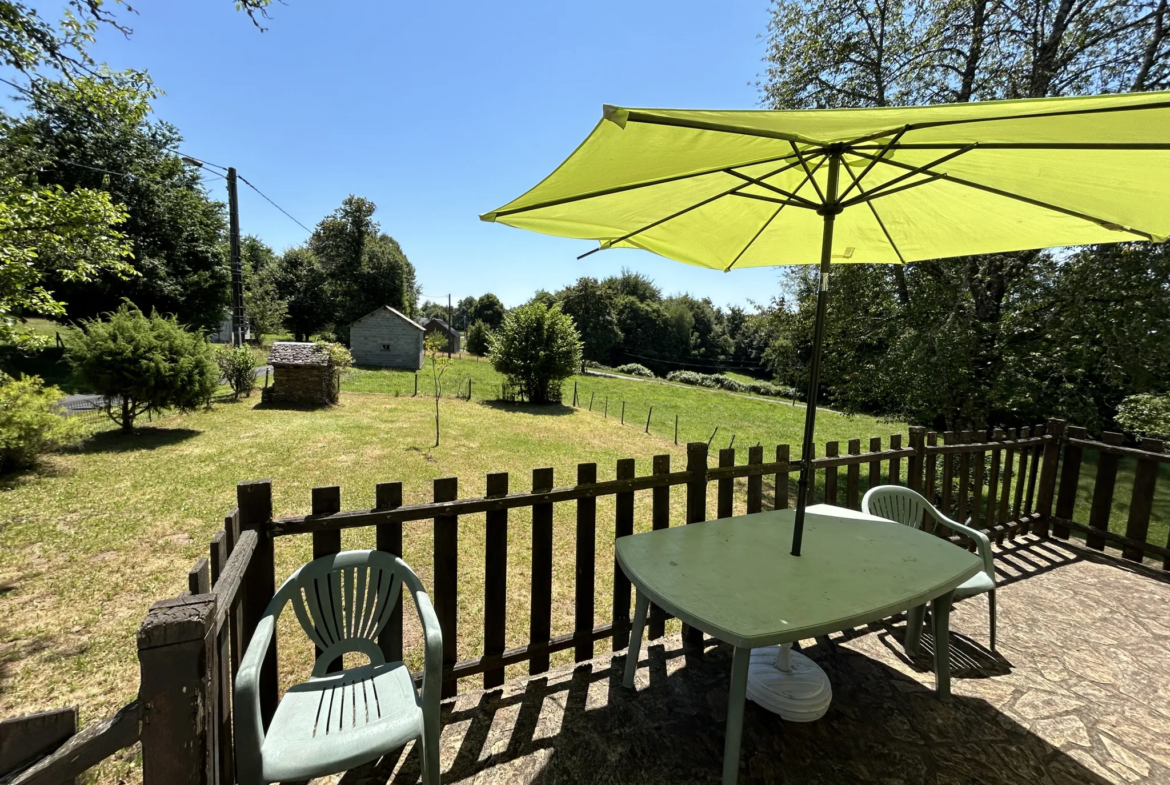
[559,277,622,366]
[66,303,219,431]
[470,293,506,330]
[305,195,419,339]
[273,247,330,341]
[215,344,258,400]
[423,332,452,445]
[612,296,678,372]
[666,369,797,398]
[600,268,661,303]
[1115,394,1170,440]
[5,73,231,332]
[0,371,88,473]
[490,302,582,404]
[239,236,286,336]
[465,320,492,356]
[315,340,352,403]
[615,363,654,378]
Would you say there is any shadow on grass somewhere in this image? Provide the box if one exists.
[478,400,575,417]
[80,427,201,454]
[250,398,336,412]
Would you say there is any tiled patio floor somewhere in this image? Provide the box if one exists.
[320,535,1170,785]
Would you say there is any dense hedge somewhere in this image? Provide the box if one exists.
[615,363,655,378]
[666,370,798,399]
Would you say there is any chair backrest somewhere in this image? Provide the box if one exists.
[862,485,935,530]
[276,550,411,676]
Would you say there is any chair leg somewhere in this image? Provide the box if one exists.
[988,590,997,652]
[421,718,440,785]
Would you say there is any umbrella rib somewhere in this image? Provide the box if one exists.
[839,145,977,208]
[850,142,1170,151]
[724,158,826,272]
[837,127,909,203]
[848,149,1157,240]
[897,98,1170,134]
[730,192,816,207]
[723,169,821,209]
[841,163,906,264]
[790,142,827,203]
[576,159,812,260]
[487,151,803,221]
[621,109,829,147]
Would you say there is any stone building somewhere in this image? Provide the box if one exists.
[348,306,425,369]
[263,342,336,406]
[420,317,461,354]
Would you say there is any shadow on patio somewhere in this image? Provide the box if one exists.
[326,536,1170,785]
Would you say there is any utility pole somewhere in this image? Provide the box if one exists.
[227,167,245,347]
[447,293,453,359]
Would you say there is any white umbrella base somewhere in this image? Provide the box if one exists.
[746,644,832,722]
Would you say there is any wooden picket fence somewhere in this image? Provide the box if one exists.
[9,418,1170,784]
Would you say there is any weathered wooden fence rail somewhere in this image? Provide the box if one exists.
[10,417,1170,784]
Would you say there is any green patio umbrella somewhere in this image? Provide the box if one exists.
[481,92,1170,556]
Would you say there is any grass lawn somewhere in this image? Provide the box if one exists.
[347,357,880,452]
[0,382,903,784]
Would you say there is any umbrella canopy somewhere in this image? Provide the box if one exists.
[481,92,1170,555]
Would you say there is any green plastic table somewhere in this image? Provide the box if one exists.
[617,507,982,785]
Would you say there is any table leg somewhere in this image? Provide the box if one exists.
[903,604,925,659]
[931,590,954,701]
[722,646,750,785]
[622,591,650,689]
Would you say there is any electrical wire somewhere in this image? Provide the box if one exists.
[46,157,227,183]
[170,151,230,172]
[236,173,312,234]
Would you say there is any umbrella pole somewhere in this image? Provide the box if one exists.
[791,151,842,556]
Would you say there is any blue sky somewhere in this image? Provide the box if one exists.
[87,0,783,309]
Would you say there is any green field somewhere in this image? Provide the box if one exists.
[346,357,875,452]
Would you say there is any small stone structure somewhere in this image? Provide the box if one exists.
[348,306,425,369]
[420,317,461,353]
[262,342,335,406]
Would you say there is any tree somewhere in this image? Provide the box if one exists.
[601,268,661,302]
[454,296,477,330]
[490,302,582,404]
[612,296,679,373]
[67,303,219,431]
[424,332,452,446]
[557,277,622,369]
[465,320,492,356]
[6,74,231,332]
[239,236,285,337]
[471,293,506,330]
[273,247,331,341]
[307,196,419,336]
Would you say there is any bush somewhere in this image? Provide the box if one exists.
[615,363,655,378]
[665,370,800,399]
[490,302,582,404]
[67,303,219,431]
[316,341,353,402]
[1116,393,1170,439]
[0,372,88,473]
[465,320,492,356]
[215,345,259,400]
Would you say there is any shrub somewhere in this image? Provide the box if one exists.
[490,302,582,404]
[615,363,655,378]
[0,372,88,473]
[465,320,492,356]
[316,341,353,402]
[215,345,259,400]
[665,370,800,399]
[67,303,219,431]
[1115,393,1170,439]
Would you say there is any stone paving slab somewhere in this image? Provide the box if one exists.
[311,535,1170,785]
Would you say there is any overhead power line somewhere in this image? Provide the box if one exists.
[236,173,312,234]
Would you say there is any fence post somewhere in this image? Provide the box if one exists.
[375,482,404,663]
[645,406,653,434]
[414,373,418,396]
[237,479,276,727]
[1033,419,1066,537]
[674,414,679,445]
[1124,437,1163,563]
[683,442,708,645]
[907,426,925,493]
[621,401,625,425]
[137,594,218,785]
[433,477,459,698]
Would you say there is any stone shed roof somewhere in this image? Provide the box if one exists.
[420,317,461,337]
[348,305,424,330]
[268,341,329,366]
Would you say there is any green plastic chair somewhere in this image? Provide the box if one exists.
[862,486,998,650]
[235,550,442,785]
